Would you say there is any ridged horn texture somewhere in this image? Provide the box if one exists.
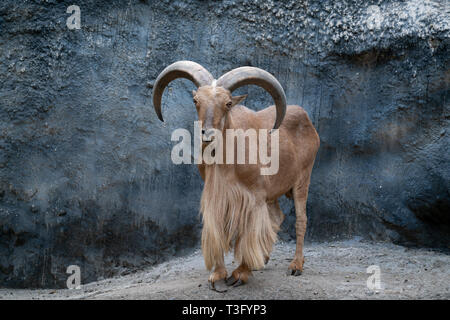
[216,66,287,130]
[152,61,214,122]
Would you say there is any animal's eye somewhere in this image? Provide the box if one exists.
[226,101,232,108]
[193,98,198,105]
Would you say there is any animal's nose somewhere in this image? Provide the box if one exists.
[201,129,206,135]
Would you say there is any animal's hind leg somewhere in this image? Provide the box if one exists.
[265,199,285,264]
[288,178,311,276]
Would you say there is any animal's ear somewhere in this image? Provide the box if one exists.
[231,94,247,107]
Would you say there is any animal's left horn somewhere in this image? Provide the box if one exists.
[216,67,286,130]
[152,61,214,122]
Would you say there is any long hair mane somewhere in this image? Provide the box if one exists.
[200,164,278,270]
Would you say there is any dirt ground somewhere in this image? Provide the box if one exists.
[1,239,449,300]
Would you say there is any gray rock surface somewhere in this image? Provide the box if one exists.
[0,0,448,288]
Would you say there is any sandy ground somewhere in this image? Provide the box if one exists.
[1,239,449,300]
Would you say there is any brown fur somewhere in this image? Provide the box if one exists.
[194,86,320,285]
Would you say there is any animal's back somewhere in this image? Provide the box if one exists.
[230,104,320,199]
[231,104,319,156]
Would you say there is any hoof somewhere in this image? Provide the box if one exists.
[287,269,302,276]
[233,279,244,287]
[226,266,251,286]
[225,276,245,287]
[225,275,238,286]
[208,268,228,292]
[208,281,227,293]
[287,257,304,276]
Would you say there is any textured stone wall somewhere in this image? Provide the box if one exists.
[0,0,448,288]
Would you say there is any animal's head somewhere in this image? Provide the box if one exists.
[152,61,286,142]
[191,85,246,141]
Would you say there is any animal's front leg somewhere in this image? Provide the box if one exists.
[225,236,251,286]
[208,255,227,291]
[226,263,252,287]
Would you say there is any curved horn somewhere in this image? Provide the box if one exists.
[152,61,214,122]
[216,67,286,130]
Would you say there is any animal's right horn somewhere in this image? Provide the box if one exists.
[152,61,214,122]
[216,67,286,130]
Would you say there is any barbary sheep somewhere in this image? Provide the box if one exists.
[153,61,320,288]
